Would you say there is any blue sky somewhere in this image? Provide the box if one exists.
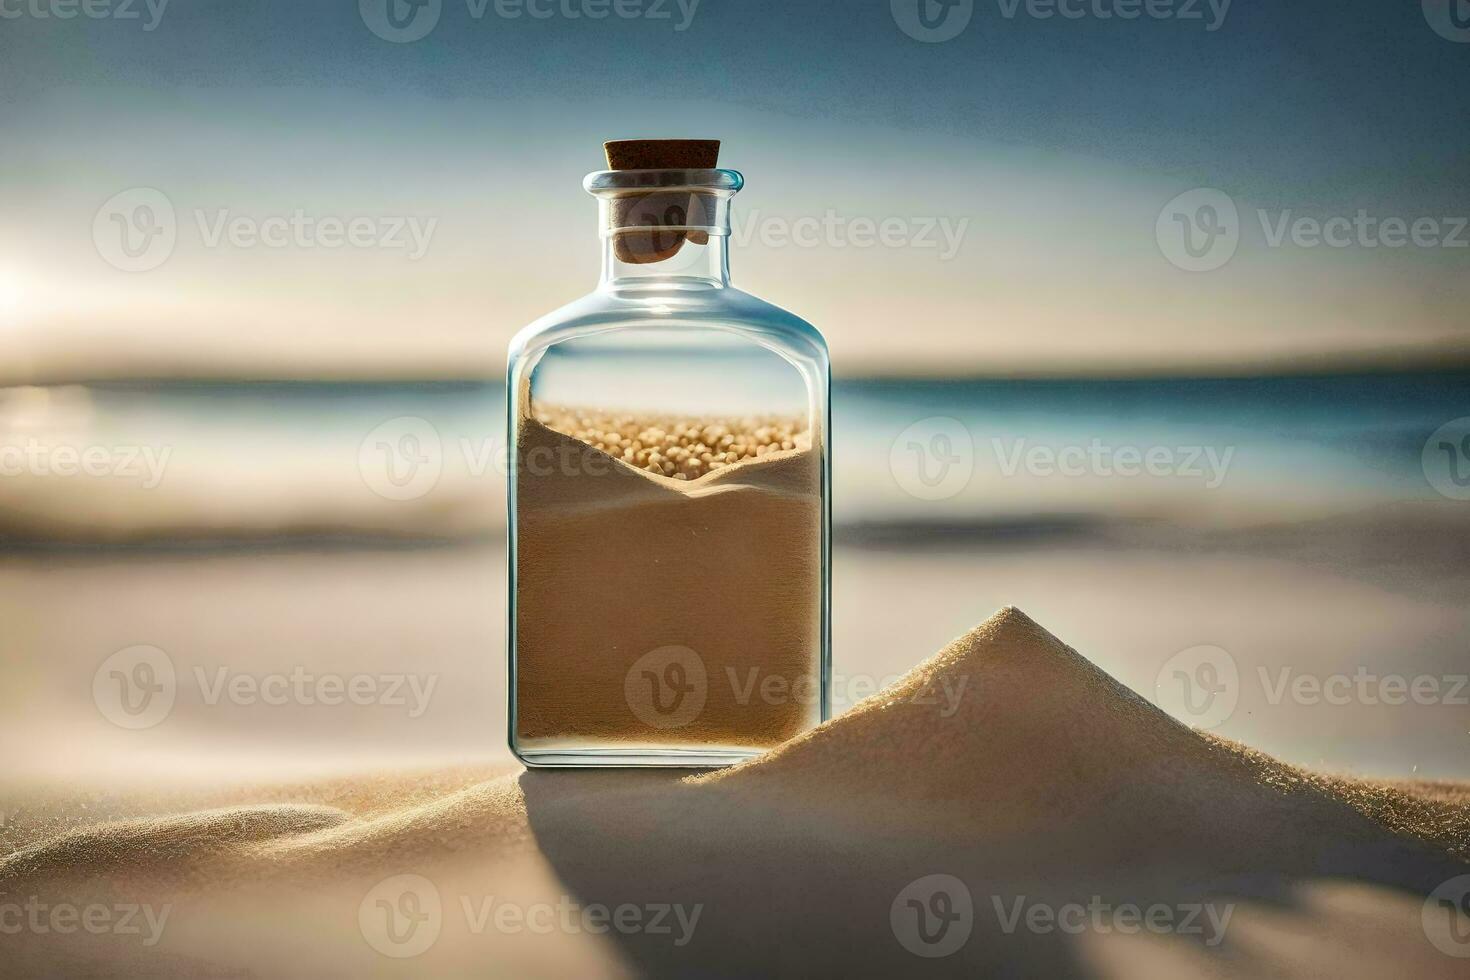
[2,0,1467,378]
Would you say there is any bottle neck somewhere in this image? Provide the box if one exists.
[599,231,731,289]
[594,185,735,290]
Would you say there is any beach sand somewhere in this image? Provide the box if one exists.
[4,607,1469,977]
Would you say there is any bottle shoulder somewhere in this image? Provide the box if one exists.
[508,284,828,367]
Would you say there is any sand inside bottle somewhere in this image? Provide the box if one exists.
[514,404,823,753]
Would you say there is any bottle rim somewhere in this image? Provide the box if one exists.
[583,168,744,196]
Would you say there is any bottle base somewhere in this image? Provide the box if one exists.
[512,744,765,769]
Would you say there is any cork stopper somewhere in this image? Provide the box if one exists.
[604,139,720,171]
[604,139,722,263]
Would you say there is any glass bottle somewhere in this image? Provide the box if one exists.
[507,151,831,767]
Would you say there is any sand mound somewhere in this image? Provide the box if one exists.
[240,774,532,876]
[697,608,1468,880]
[6,608,1470,978]
[706,606,1196,821]
[0,804,348,885]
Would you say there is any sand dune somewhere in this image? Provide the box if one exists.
[4,608,1469,977]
